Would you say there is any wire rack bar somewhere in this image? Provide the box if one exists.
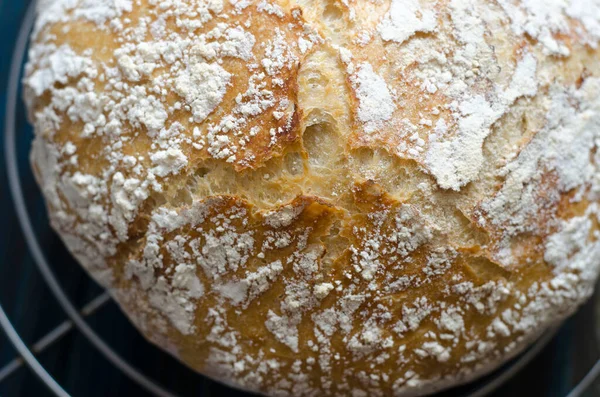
[0,293,110,383]
[567,358,600,397]
[0,303,69,397]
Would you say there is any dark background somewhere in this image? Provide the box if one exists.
[0,1,598,396]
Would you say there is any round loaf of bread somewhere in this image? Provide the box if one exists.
[25,0,600,395]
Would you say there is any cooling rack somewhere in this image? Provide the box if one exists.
[1,1,600,396]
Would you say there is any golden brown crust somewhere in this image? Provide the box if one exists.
[25,0,600,396]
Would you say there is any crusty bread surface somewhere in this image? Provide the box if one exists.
[25,0,600,396]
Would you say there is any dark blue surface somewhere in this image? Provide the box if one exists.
[0,1,597,396]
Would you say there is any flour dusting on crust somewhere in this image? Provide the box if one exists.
[25,1,600,396]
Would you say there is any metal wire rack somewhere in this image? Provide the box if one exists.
[1,1,600,396]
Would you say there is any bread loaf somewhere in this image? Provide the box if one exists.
[25,0,600,395]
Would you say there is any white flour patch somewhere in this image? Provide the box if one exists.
[350,62,396,133]
[378,0,437,44]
